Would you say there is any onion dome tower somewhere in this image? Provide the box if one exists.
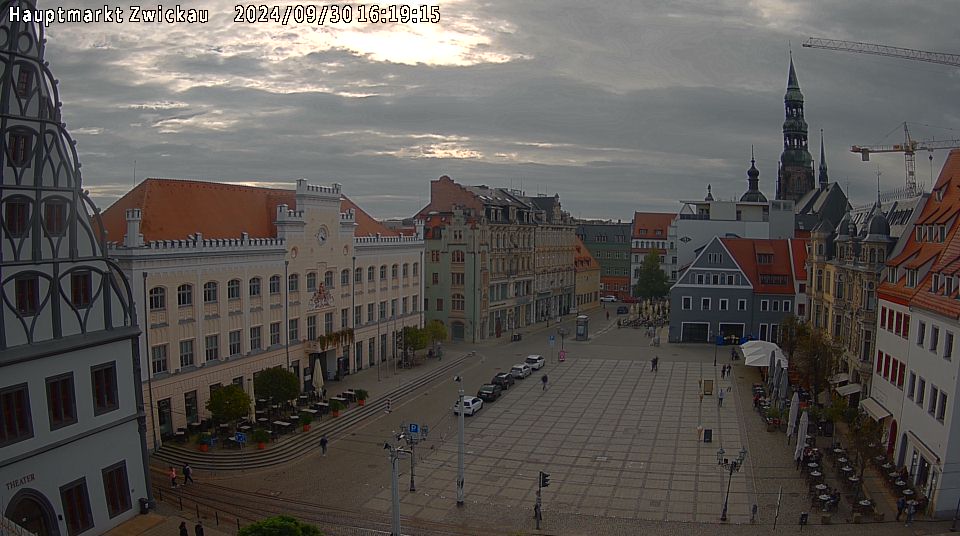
[740,148,768,203]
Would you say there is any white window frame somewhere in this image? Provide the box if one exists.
[719,299,728,311]
[682,296,692,310]
[760,299,769,312]
[701,297,711,311]
[737,299,747,311]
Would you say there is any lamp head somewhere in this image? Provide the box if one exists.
[383,442,391,450]
[454,375,462,382]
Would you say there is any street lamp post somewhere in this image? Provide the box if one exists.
[717,447,748,522]
[455,374,465,506]
[711,330,718,366]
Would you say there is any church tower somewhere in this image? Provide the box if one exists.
[776,54,815,202]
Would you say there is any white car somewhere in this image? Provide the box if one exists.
[453,396,483,416]
[525,354,545,370]
[600,295,617,302]
[510,363,533,379]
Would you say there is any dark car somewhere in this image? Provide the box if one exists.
[616,305,629,314]
[491,372,515,389]
[477,384,503,402]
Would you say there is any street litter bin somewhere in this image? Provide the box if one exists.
[138,497,151,514]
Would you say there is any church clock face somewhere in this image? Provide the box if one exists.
[316,226,328,245]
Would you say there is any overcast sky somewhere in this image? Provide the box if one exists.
[43,0,960,221]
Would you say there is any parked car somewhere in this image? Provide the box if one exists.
[600,295,617,302]
[525,354,546,370]
[453,396,483,416]
[510,363,532,379]
[491,372,515,389]
[477,384,503,402]
[616,305,629,315]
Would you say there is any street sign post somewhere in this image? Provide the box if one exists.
[235,432,246,444]
[548,335,555,347]
[559,350,566,362]
[409,423,419,434]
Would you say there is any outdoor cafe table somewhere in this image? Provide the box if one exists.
[841,466,854,473]
[848,476,861,485]
[837,457,848,465]
[903,489,915,497]
[833,448,845,456]
[894,480,906,488]
[257,417,268,424]
[882,462,894,471]
[331,396,348,405]
[238,425,252,432]
[819,494,831,510]
[315,402,329,414]
[807,462,819,470]
[810,471,823,480]
[814,484,828,492]
[343,390,357,402]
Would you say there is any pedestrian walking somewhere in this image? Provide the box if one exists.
[179,522,189,536]
[320,435,328,456]
[720,366,725,379]
[182,463,194,485]
[541,374,549,391]
[718,388,726,407]
[699,392,704,404]
[169,466,177,488]
[905,502,916,526]
[895,496,906,521]
[194,521,204,536]
[606,311,610,321]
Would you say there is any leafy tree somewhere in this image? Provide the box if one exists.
[424,319,448,344]
[402,326,428,351]
[238,515,323,536]
[206,385,251,426]
[254,366,300,404]
[793,328,842,406]
[846,410,884,497]
[632,251,669,298]
[779,315,808,364]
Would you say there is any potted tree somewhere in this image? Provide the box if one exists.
[299,413,313,432]
[765,406,782,432]
[198,432,212,452]
[354,389,369,407]
[330,399,345,417]
[252,428,270,450]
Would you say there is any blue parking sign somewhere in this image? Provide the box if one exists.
[409,423,419,434]
[235,432,246,443]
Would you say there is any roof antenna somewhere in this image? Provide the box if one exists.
[133,159,137,186]
[876,165,882,204]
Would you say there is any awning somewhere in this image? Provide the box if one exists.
[859,397,891,420]
[835,383,862,396]
[829,373,850,385]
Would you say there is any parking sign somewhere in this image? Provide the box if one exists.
[235,432,246,443]
[409,423,419,434]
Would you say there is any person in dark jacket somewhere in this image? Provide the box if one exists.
[194,521,204,536]
[179,521,188,536]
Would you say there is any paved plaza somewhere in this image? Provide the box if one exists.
[195,312,955,534]
[362,353,753,525]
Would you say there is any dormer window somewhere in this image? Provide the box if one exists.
[932,273,940,293]
[907,269,918,288]
[757,253,773,265]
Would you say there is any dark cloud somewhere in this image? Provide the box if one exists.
[41,0,960,220]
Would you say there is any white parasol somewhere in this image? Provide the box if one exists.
[787,391,800,440]
[794,411,809,460]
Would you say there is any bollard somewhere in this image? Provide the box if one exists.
[237,518,241,533]
[799,512,808,530]
[215,511,219,525]
[178,494,183,510]
[751,504,758,523]
[196,504,200,519]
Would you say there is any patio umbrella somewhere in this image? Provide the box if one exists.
[772,365,784,398]
[767,350,777,388]
[779,367,790,402]
[787,391,800,441]
[794,411,809,460]
[311,356,324,393]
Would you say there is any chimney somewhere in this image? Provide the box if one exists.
[123,208,144,247]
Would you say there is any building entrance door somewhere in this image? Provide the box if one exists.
[157,398,173,437]
[5,490,60,536]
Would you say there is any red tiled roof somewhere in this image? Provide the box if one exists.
[574,237,599,271]
[631,212,674,239]
[879,149,960,317]
[101,178,395,242]
[721,238,795,294]
[789,238,809,282]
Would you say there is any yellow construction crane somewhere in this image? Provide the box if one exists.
[802,38,960,192]
[850,122,960,192]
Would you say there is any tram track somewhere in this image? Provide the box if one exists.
[151,469,504,536]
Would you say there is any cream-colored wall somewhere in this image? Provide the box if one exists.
[116,183,423,443]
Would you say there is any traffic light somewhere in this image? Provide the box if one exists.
[539,471,550,488]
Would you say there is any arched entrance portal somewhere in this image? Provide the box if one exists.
[4,488,60,536]
[887,419,897,459]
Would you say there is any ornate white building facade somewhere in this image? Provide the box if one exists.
[102,179,423,444]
